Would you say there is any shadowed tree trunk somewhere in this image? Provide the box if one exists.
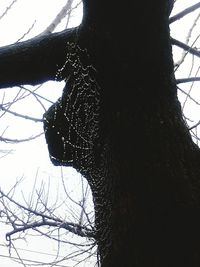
[0,1,200,266]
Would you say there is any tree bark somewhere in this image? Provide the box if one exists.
[1,1,200,266]
[0,28,76,88]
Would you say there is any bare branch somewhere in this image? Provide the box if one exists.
[16,20,36,43]
[189,120,200,130]
[65,1,82,29]
[173,12,200,68]
[0,0,18,21]
[186,12,200,47]
[20,86,54,104]
[170,2,200,23]
[176,77,200,84]
[0,105,43,122]
[0,189,95,239]
[171,37,200,58]
[182,66,200,112]
[177,86,200,106]
[6,220,90,240]
[40,0,74,35]
[0,132,43,143]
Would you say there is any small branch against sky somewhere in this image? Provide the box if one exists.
[65,0,82,29]
[39,0,74,35]
[0,149,13,159]
[189,120,200,130]
[182,66,200,112]
[20,86,54,104]
[185,11,200,46]
[0,132,43,143]
[176,77,200,84]
[20,87,47,112]
[5,220,92,240]
[177,86,200,106]
[0,176,96,265]
[15,20,36,43]
[171,37,200,59]
[0,105,43,122]
[170,2,200,24]
[173,11,200,68]
[0,182,95,239]
[0,0,18,21]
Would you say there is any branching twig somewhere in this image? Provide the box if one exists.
[0,189,95,239]
[189,120,200,130]
[6,220,90,241]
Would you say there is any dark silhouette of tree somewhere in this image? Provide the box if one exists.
[0,1,200,266]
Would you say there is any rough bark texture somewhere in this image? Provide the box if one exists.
[1,1,200,266]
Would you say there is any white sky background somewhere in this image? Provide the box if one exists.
[0,0,199,266]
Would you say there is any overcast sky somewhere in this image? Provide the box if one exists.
[0,1,200,267]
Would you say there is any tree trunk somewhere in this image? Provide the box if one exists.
[81,2,200,266]
[44,1,200,265]
[1,0,200,266]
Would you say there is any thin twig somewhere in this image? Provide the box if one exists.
[182,66,200,110]
[0,0,18,20]
[174,12,200,68]
[16,20,36,43]
[189,120,200,130]
[0,105,43,122]
[20,86,54,104]
[0,190,94,238]
[0,132,43,143]
[177,86,200,105]
[6,220,90,240]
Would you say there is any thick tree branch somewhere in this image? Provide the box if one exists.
[0,27,78,89]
